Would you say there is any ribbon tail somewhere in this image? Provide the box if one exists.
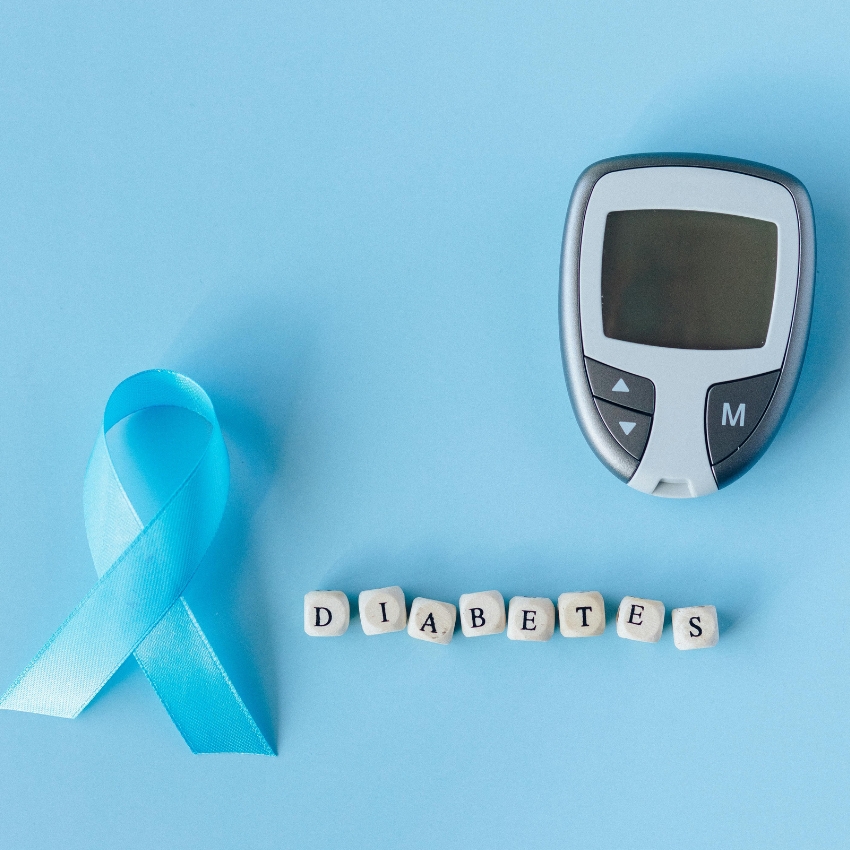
[134,598,273,755]
[0,552,177,718]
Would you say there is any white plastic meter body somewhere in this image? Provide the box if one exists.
[559,154,815,497]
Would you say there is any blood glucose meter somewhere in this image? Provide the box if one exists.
[559,154,815,497]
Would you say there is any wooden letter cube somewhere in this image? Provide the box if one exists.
[358,585,407,635]
[672,605,719,650]
[507,596,555,641]
[616,596,664,643]
[304,590,350,636]
[459,590,506,637]
[558,591,606,637]
[407,597,456,644]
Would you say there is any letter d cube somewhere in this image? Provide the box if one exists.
[304,591,350,636]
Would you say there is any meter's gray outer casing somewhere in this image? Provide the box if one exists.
[559,153,815,491]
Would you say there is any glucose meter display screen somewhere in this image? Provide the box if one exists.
[601,210,778,349]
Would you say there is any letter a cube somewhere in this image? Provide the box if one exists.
[407,597,456,644]
[304,591,350,636]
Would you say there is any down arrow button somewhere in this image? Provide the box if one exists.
[594,398,652,460]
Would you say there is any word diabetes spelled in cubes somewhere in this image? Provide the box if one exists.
[304,587,718,650]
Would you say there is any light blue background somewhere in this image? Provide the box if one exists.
[1,2,849,847]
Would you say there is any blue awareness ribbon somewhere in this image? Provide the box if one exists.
[0,370,274,755]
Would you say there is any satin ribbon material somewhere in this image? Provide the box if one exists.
[0,370,273,755]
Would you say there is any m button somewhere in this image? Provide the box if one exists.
[705,371,780,464]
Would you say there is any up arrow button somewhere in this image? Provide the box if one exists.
[584,358,655,414]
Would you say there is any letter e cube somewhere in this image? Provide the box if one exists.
[616,596,664,643]
[507,596,555,641]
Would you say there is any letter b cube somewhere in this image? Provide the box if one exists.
[459,590,506,637]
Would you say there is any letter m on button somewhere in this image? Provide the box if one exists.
[722,402,745,427]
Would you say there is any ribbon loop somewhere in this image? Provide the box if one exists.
[1,370,273,755]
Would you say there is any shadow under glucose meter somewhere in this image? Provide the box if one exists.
[559,154,815,497]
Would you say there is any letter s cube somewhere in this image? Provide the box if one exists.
[672,605,719,650]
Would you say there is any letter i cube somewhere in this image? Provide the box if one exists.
[359,586,407,635]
